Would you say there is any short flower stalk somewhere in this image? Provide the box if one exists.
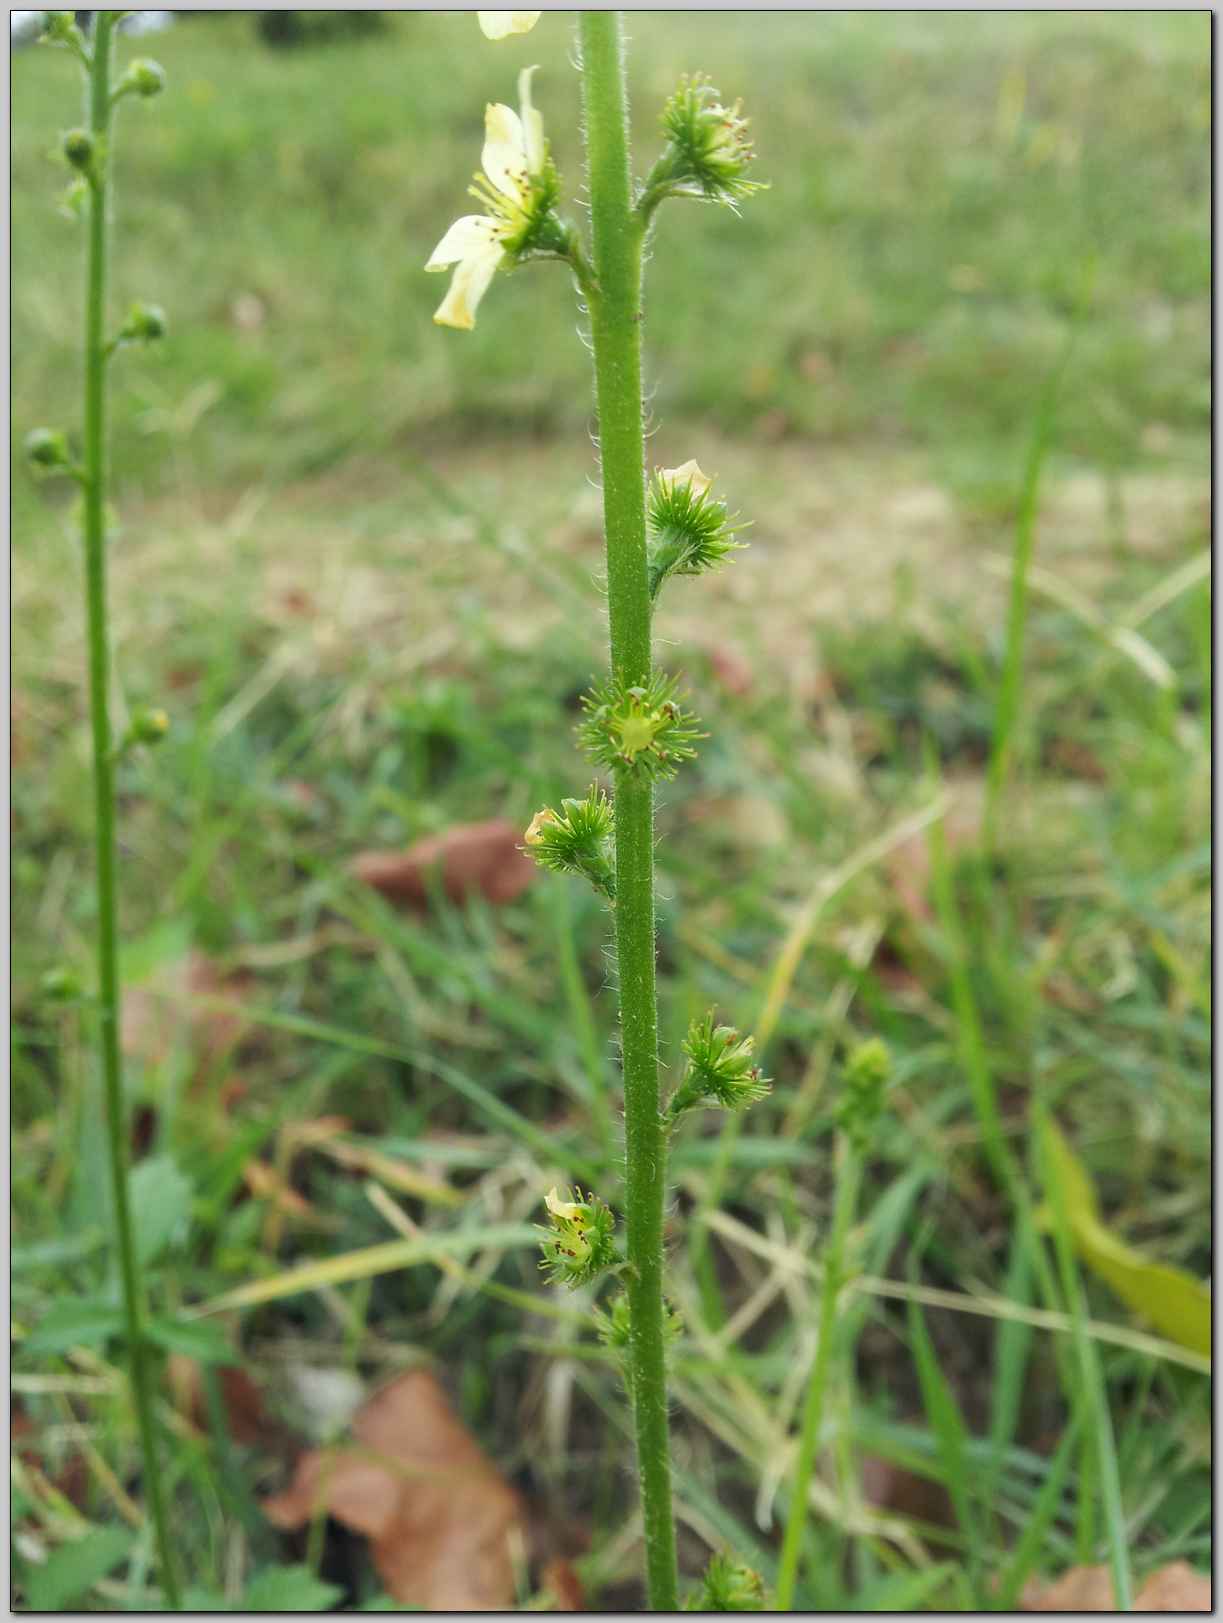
[432,10,765,1608]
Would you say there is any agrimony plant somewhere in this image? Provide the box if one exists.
[429,12,766,1609]
[25,11,180,1607]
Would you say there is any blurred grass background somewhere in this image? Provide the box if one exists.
[11,10,1211,1611]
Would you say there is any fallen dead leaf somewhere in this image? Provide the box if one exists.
[166,1355,272,1449]
[1022,1562,1211,1612]
[263,1367,525,1611]
[860,1452,954,1532]
[242,1160,334,1228]
[351,821,535,911]
[1133,1562,1212,1611]
[121,951,254,1077]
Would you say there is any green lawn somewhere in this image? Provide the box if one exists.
[11,11,1210,1612]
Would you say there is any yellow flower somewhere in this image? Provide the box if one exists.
[426,67,546,330]
[477,11,541,40]
[658,459,713,499]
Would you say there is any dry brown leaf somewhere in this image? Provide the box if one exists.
[264,1368,525,1611]
[860,1452,954,1531]
[351,821,535,911]
[1134,1562,1212,1611]
[538,1557,585,1611]
[166,1355,272,1449]
[121,950,254,1076]
[1022,1565,1115,1611]
[242,1160,331,1227]
[1023,1562,1211,1613]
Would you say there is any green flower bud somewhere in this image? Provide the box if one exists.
[641,75,767,220]
[594,1290,682,1359]
[666,1011,771,1123]
[43,11,81,45]
[61,128,95,173]
[523,785,615,900]
[41,965,83,1002]
[647,459,748,601]
[684,1553,767,1612]
[24,427,71,471]
[118,302,167,343]
[123,58,166,99]
[836,1037,891,1148]
[125,707,171,747]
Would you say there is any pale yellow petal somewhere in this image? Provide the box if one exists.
[660,459,714,498]
[432,241,502,331]
[425,213,498,272]
[482,101,529,198]
[478,11,541,40]
[545,1187,584,1223]
[517,64,545,176]
[524,807,559,846]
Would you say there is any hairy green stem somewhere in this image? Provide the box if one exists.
[775,1139,862,1608]
[578,13,678,1610]
[81,13,180,1605]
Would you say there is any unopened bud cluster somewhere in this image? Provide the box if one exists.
[665,1011,771,1123]
[836,1037,891,1149]
[523,786,615,900]
[538,1187,619,1288]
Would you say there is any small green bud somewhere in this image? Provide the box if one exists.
[43,11,82,46]
[578,672,704,782]
[538,1186,619,1289]
[684,1553,768,1612]
[594,1290,682,1358]
[122,58,166,99]
[24,427,71,471]
[118,302,167,344]
[647,459,748,601]
[41,966,83,1002]
[523,785,615,900]
[837,1037,891,1147]
[57,177,89,221]
[62,128,95,173]
[125,707,171,747]
[666,1011,771,1122]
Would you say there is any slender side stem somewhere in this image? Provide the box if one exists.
[81,14,180,1606]
[578,13,678,1611]
[775,1140,862,1609]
